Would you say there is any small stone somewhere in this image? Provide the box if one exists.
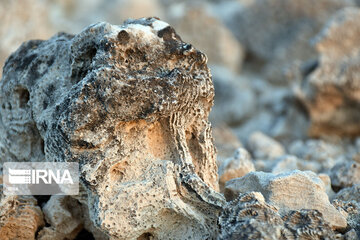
[225,170,347,229]
[218,148,255,192]
[330,161,360,190]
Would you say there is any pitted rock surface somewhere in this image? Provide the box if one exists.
[0,18,225,239]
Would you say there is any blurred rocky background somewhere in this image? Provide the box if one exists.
[1,0,360,239]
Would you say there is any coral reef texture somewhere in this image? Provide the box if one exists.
[0,18,224,239]
[2,0,360,239]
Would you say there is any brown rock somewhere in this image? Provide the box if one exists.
[0,194,45,240]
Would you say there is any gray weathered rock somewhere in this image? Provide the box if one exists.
[330,160,360,190]
[219,192,338,240]
[0,18,225,239]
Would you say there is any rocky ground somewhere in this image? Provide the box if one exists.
[0,0,360,239]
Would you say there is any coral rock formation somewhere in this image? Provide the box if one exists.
[224,170,347,229]
[0,18,225,239]
[219,192,338,240]
[0,193,45,239]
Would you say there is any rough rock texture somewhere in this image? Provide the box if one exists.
[295,7,360,137]
[247,131,285,160]
[218,148,255,192]
[225,170,347,229]
[219,192,338,240]
[332,200,360,238]
[0,193,45,239]
[0,18,224,239]
[330,160,360,190]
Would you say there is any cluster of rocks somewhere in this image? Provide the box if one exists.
[1,0,360,239]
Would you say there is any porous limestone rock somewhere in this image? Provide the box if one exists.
[219,192,338,240]
[332,200,360,238]
[247,131,285,160]
[330,160,360,190]
[218,148,255,192]
[224,170,347,229]
[0,193,45,239]
[295,7,360,137]
[218,192,287,240]
[0,18,225,239]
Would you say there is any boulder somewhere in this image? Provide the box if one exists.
[0,18,225,239]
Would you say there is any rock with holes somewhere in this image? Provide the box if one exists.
[0,18,225,239]
[295,7,360,137]
[218,192,338,240]
[218,192,286,240]
[0,192,45,239]
[332,200,360,238]
[224,170,347,229]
